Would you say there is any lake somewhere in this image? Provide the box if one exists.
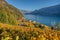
[24,15,60,26]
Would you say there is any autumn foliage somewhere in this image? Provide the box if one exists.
[0,23,60,40]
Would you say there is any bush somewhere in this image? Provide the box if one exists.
[8,15,17,25]
[0,10,8,23]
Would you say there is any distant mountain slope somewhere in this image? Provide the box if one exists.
[20,10,31,14]
[29,4,60,17]
[0,0,23,25]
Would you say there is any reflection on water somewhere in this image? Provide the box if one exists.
[24,15,60,26]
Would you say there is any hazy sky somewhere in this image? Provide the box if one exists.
[6,0,60,11]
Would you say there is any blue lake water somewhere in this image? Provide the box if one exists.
[24,15,60,26]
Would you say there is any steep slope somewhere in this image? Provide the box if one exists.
[28,4,60,17]
[0,0,23,25]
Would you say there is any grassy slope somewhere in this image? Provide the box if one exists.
[0,0,23,25]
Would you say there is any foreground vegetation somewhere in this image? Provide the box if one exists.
[0,22,60,40]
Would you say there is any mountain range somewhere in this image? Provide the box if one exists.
[26,4,60,17]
